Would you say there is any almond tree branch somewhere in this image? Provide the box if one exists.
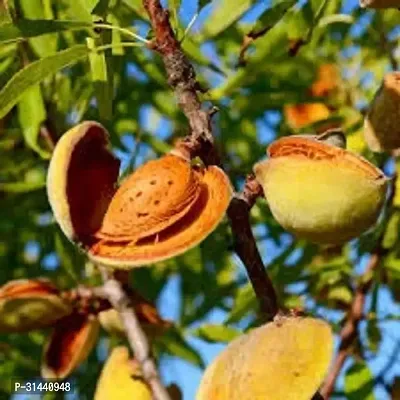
[320,252,381,399]
[102,276,172,400]
[143,0,279,321]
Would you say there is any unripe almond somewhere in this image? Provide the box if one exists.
[254,135,388,244]
[196,316,333,400]
[95,346,152,400]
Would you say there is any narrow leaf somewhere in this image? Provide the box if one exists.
[202,0,255,39]
[344,361,376,400]
[0,45,89,119]
[0,19,92,44]
[191,324,241,343]
[17,84,50,158]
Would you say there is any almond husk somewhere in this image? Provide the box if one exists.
[0,279,72,332]
[254,135,388,244]
[47,121,120,243]
[364,72,400,151]
[196,316,333,400]
[41,313,99,379]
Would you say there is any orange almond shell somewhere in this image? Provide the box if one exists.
[95,154,202,242]
[0,279,72,333]
[88,164,232,268]
[47,121,120,244]
[41,313,100,379]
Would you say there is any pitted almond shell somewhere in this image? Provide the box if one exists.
[47,121,120,243]
[99,292,171,337]
[88,164,232,268]
[47,121,232,268]
[95,154,202,242]
[0,279,72,333]
[196,316,333,400]
[41,313,100,379]
[254,135,388,244]
[95,346,152,400]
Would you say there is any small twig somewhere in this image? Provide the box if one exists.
[320,253,381,399]
[102,277,171,400]
[227,175,279,321]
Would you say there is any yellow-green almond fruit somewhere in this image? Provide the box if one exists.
[254,135,388,244]
[360,0,400,8]
[0,279,72,333]
[364,72,400,152]
[196,316,333,400]
[95,346,152,400]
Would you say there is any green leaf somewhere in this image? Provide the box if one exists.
[0,45,89,120]
[344,361,376,400]
[226,283,257,324]
[156,328,204,368]
[19,0,57,57]
[0,19,92,44]
[54,232,83,283]
[122,0,149,20]
[17,84,50,159]
[190,324,241,343]
[202,0,255,39]
[87,36,113,121]
[249,0,297,37]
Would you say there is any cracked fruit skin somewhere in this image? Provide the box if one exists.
[196,317,333,400]
[0,279,72,333]
[41,313,99,379]
[254,135,388,244]
[95,346,152,400]
[47,121,232,269]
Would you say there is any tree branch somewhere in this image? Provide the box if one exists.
[102,276,171,400]
[320,253,381,399]
[143,0,279,321]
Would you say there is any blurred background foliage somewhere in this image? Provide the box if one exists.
[0,0,400,398]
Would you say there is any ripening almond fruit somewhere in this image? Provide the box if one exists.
[41,313,99,379]
[360,0,400,8]
[0,279,72,332]
[47,122,232,269]
[196,316,333,400]
[364,72,400,152]
[95,346,151,400]
[254,134,388,244]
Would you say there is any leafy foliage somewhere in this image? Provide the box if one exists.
[0,0,399,398]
